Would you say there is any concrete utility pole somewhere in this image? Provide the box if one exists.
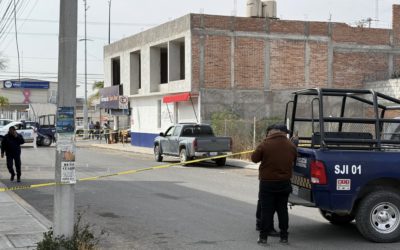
[54,0,77,237]
[108,0,111,44]
[83,0,89,138]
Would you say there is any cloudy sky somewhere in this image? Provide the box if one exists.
[0,0,398,97]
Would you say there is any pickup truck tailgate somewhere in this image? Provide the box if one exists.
[195,137,231,152]
[291,147,315,204]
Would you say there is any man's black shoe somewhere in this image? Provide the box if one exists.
[10,174,15,181]
[279,238,288,244]
[257,237,268,245]
[268,228,280,237]
[17,178,21,183]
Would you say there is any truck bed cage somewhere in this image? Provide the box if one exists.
[285,88,400,150]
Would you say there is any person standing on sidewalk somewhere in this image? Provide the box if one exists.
[1,126,25,182]
[251,124,297,245]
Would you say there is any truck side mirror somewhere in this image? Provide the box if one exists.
[159,132,165,137]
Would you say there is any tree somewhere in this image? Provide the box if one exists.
[0,96,9,112]
[88,81,104,106]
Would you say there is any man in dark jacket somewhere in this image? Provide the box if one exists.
[251,124,297,245]
[1,126,25,182]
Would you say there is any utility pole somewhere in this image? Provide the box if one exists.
[54,0,77,237]
[83,0,89,138]
[108,0,111,44]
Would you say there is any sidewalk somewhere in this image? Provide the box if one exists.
[90,142,259,170]
[0,182,51,249]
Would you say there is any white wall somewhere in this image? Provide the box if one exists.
[365,78,400,99]
[131,95,199,134]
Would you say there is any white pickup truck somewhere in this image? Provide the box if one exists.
[0,121,35,143]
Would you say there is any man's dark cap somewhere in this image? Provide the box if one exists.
[271,124,290,134]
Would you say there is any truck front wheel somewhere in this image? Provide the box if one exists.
[319,209,354,225]
[356,190,400,243]
[154,144,163,162]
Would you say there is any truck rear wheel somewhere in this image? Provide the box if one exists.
[41,136,52,147]
[179,148,188,165]
[356,190,400,243]
[319,209,354,225]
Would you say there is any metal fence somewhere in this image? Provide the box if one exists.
[210,117,281,160]
[0,110,29,121]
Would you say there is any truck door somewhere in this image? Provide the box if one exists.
[169,125,182,155]
[161,126,175,154]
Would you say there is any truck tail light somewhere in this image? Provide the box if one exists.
[310,160,327,185]
[193,138,198,151]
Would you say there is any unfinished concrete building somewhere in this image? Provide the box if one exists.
[104,4,400,147]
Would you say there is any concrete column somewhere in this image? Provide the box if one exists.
[129,52,140,95]
[168,41,180,81]
[305,41,310,87]
[150,47,160,92]
[230,36,235,88]
[264,39,270,91]
[327,22,334,87]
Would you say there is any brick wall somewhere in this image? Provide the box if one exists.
[309,41,328,87]
[234,38,265,89]
[270,40,305,89]
[393,5,400,46]
[269,20,304,34]
[332,23,391,45]
[204,36,231,89]
[394,55,400,75]
[333,52,388,88]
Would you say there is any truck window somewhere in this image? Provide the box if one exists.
[193,125,214,136]
[164,126,175,136]
[173,126,182,136]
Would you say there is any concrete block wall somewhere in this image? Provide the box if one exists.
[365,78,400,99]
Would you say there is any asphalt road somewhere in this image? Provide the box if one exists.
[1,145,399,249]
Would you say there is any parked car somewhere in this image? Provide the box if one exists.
[153,123,232,166]
[0,121,34,143]
[0,119,13,128]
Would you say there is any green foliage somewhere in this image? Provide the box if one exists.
[37,213,106,250]
[88,81,104,106]
[0,96,9,108]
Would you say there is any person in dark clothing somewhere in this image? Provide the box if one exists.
[1,126,25,182]
[256,124,279,237]
[251,124,297,245]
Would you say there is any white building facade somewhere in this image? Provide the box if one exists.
[104,15,199,147]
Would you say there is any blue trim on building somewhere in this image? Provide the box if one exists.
[131,132,158,148]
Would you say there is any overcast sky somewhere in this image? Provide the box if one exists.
[0,0,398,97]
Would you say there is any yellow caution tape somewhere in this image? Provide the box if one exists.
[0,150,255,192]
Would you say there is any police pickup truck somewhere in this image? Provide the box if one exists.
[286,88,400,242]
[154,123,232,166]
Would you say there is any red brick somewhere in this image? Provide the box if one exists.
[191,35,200,93]
[269,20,304,35]
[309,22,328,36]
[393,5,400,46]
[332,23,391,45]
[333,52,388,88]
[309,42,328,87]
[234,38,265,89]
[234,17,265,32]
[204,36,231,89]
[270,40,305,89]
